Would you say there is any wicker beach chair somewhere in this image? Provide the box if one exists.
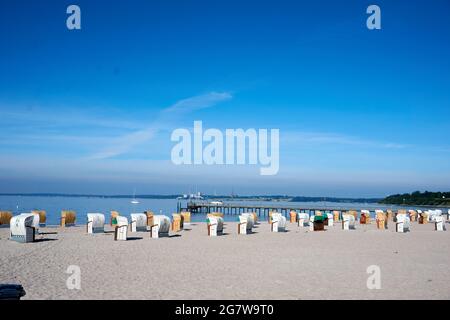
[238,214,254,235]
[150,215,171,238]
[206,214,224,236]
[270,212,286,232]
[114,216,128,241]
[333,210,340,222]
[408,210,417,222]
[289,210,297,223]
[171,213,183,232]
[87,213,105,234]
[130,213,147,232]
[110,211,120,227]
[9,214,36,243]
[342,213,356,230]
[326,213,334,227]
[375,210,387,229]
[180,211,191,225]
[297,212,309,227]
[360,210,370,224]
[395,213,410,233]
[387,210,394,221]
[0,211,13,226]
[434,216,445,231]
[61,210,76,227]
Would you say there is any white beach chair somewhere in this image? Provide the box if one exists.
[309,215,315,231]
[342,214,356,230]
[396,213,411,233]
[114,216,128,241]
[150,215,171,238]
[9,214,36,243]
[239,213,254,234]
[270,212,286,232]
[435,216,445,231]
[298,213,309,227]
[130,213,147,232]
[207,215,224,237]
[326,213,334,227]
[87,213,105,234]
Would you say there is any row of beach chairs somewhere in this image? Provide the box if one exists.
[2,208,448,243]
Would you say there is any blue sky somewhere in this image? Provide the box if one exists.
[0,0,449,197]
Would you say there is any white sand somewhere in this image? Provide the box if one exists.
[0,220,449,300]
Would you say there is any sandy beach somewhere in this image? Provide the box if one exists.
[1,220,449,300]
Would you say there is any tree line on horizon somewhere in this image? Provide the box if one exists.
[379,191,450,206]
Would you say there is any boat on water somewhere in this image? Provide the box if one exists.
[131,189,139,204]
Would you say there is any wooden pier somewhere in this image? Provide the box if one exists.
[178,200,363,218]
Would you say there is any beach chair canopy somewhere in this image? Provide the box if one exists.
[343,214,355,223]
[240,213,255,229]
[19,213,40,229]
[298,213,309,220]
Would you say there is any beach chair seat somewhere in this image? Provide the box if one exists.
[375,210,387,229]
[0,211,13,226]
[114,216,128,241]
[87,213,105,234]
[9,214,36,243]
[297,213,309,227]
[435,216,445,231]
[289,211,297,223]
[206,214,224,236]
[130,213,147,232]
[342,214,356,230]
[61,210,76,227]
[396,213,410,233]
[150,215,171,238]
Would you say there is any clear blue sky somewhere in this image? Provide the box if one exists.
[0,0,449,197]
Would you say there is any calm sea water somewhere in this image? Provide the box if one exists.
[0,195,447,225]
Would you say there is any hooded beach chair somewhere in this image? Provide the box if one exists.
[333,210,340,222]
[289,210,297,223]
[238,214,253,235]
[171,213,183,232]
[110,211,120,227]
[375,210,387,229]
[309,211,325,231]
[408,210,417,222]
[61,210,76,227]
[206,214,224,236]
[114,216,128,241]
[429,210,442,222]
[0,211,13,226]
[387,210,394,221]
[130,213,147,232]
[395,213,411,233]
[297,212,309,227]
[250,212,258,224]
[87,213,105,234]
[270,212,286,232]
[31,210,46,227]
[435,216,445,231]
[150,215,171,238]
[180,211,191,225]
[9,214,36,243]
[241,213,255,229]
[418,210,428,224]
[342,214,356,230]
[326,213,334,227]
[360,210,370,224]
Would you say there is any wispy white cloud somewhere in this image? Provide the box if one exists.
[89,92,232,159]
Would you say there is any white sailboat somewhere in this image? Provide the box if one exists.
[131,189,139,204]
